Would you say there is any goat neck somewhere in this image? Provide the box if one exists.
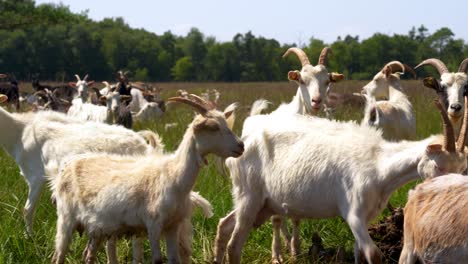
[377,137,435,198]
[169,117,206,194]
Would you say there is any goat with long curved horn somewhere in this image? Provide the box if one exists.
[434,99,456,152]
[167,97,208,115]
[282,48,310,67]
[415,58,449,75]
[318,47,332,66]
[458,58,468,73]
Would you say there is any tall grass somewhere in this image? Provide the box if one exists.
[0,81,443,263]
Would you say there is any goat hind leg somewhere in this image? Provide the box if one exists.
[24,177,45,236]
[271,216,285,264]
[290,218,301,258]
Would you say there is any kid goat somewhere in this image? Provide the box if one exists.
[214,97,468,264]
[51,96,244,264]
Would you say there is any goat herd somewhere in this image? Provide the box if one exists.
[0,47,467,264]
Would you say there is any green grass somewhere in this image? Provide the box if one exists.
[0,81,443,263]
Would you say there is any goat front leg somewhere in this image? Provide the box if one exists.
[178,217,193,264]
[346,213,382,264]
[24,176,45,236]
[213,209,236,263]
[52,213,75,264]
[85,237,103,264]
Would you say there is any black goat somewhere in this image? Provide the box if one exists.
[0,74,20,111]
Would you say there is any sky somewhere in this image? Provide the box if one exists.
[35,0,468,45]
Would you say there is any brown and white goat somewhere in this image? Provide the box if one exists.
[51,96,244,264]
[399,174,468,263]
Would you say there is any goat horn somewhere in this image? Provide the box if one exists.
[458,58,468,73]
[382,61,406,74]
[102,81,110,87]
[83,74,89,81]
[283,48,310,67]
[167,97,208,115]
[188,94,216,110]
[456,96,468,152]
[318,47,332,66]
[74,74,81,82]
[415,58,449,75]
[434,99,456,152]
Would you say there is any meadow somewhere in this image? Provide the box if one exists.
[0,80,442,263]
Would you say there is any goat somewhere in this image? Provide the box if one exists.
[68,74,94,102]
[30,90,71,113]
[67,83,133,128]
[213,97,468,264]
[0,74,20,110]
[416,58,468,137]
[116,70,131,96]
[399,174,468,264]
[361,61,417,141]
[0,105,161,235]
[233,47,344,263]
[129,88,165,123]
[50,96,244,264]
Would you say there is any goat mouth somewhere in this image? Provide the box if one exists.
[232,150,244,157]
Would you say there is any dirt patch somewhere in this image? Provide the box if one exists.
[368,207,404,263]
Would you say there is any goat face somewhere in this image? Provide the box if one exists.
[193,110,244,159]
[362,72,390,98]
[418,143,467,178]
[439,73,468,121]
[289,65,342,114]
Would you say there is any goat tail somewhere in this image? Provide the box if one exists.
[137,130,165,151]
[189,191,214,218]
[250,99,270,116]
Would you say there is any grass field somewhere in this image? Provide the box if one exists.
[0,80,443,263]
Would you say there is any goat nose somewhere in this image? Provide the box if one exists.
[450,103,462,112]
[312,98,322,104]
[238,141,244,150]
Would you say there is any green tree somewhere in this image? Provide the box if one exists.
[172,56,194,81]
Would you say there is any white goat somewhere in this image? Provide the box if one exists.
[234,47,344,263]
[129,88,165,122]
[361,61,416,141]
[399,174,468,264]
[213,98,468,264]
[50,96,244,264]
[68,74,94,102]
[416,58,468,137]
[0,106,160,235]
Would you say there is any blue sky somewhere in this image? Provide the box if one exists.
[36,0,468,45]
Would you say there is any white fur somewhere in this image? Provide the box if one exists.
[0,107,157,235]
[361,68,416,141]
[50,107,244,264]
[129,88,164,122]
[214,113,465,264]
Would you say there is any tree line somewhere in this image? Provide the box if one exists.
[1,0,467,82]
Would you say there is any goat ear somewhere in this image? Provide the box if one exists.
[224,110,234,120]
[423,77,441,92]
[87,81,95,86]
[329,72,345,83]
[288,70,301,83]
[68,82,76,88]
[382,65,392,78]
[426,144,443,154]
[0,95,8,104]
